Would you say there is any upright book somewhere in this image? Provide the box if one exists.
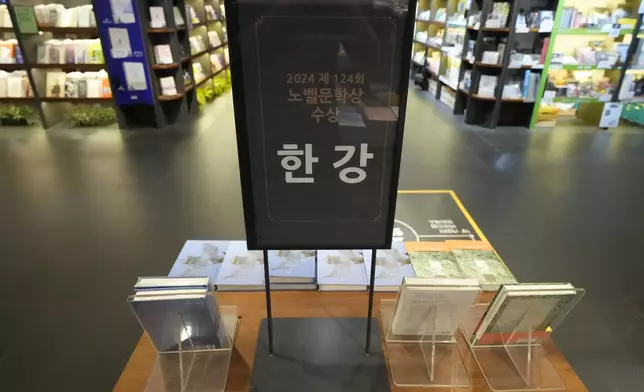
[447,240,517,290]
[391,277,480,336]
[362,242,415,292]
[317,250,366,291]
[167,241,230,284]
[215,241,264,291]
[471,283,582,345]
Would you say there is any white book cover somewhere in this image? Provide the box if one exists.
[317,250,366,290]
[391,278,480,336]
[159,76,177,96]
[268,250,315,283]
[168,241,229,283]
[149,7,166,28]
[6,75,22,97]
[215,241,264,288]
[363,243,415,291]
[154,45,173,64]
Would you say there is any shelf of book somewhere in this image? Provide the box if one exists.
[35,26,98,35]
[41,97,111,103]
[30,63,105,71]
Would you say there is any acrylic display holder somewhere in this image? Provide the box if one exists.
[379,299,471,388]
[461,289,585,392]
[143,305,238,392]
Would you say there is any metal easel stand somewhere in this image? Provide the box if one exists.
[379,300,471,387]
[462,301,577,392]
[143,306,239,392]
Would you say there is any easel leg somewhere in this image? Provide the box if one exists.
[262,249,274,355]
[365,249,378,355]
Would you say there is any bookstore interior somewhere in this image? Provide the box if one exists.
[0,0,230,129]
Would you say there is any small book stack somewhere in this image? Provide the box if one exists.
[129,276,229,352]
[317,250,367,291]
[470,283,583,345]
[362,242,415,292]
[215,241,265,291]
[268,250,317,290]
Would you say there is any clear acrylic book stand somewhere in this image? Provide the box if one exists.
[461,289,585,392]
[379,299,471,388]
[143,305,238,392]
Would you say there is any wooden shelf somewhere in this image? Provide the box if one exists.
[475,61,503,68]
[158,93,184,101]
[470,93,496,101]
[0,97,35,103]
[0,63,27,70]
[152,63,180,70]
[147,27,176,33]
[210,43,228,51]
[37,26,98,35]
[481,27,510,32]
[501,97,526,103]
[41,97,111,103]
[459,88,470,95]
[181,48,209,62]
[191,22,207,29]
[414,40,428,46]
[185,83,194,92]
[31,63,105,71]
[0,27,13,33]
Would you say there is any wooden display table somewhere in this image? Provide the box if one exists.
[113,291,588,392]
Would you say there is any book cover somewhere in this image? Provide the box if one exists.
[363,242,415,291]
[173,7,185,26]
[149,7,166,28]
[447,240,517,290]
[317,250,366,290]
[159,76,177,96]
[268,250,316,283]
[154,44,173,64]
[129,292,228,352]
[391,278,480,336]
[215,241,264,290]
[407,242,466,279]
[46,71,66,98]
[168,241,230,283]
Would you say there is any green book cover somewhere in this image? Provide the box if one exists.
[14,6,38,34]
[451,249,517,289]
[408,251,466,279]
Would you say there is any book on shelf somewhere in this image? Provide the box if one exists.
[149,7,166,28]
[268,250,316,285]
[46,71,67,98]
[0,5,12,28]
[159,76,177,96]
[447,240,517,291]
[129,277,229,352]
[208,31,222,48]
[215,241,265,291]
[168,241,230,284]
[471,283,583,345]
[407,242,467,279]
[154,45,173,64]
[317,250,366,291]
[391,277,480,336]
[362,242,415,292]
[173,7,185,26]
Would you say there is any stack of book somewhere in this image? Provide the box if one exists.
[408,240,517,291]
[318,250,367,291]
[268,250,317,290]
[362,242,415,292]
[0,71,32,98]
[34,4,96,28]
[37,39,104,65]
[470,283,582,345]
[129,276,229,352]
[45,70,111,98]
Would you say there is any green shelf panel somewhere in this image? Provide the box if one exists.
[558,28,634,36]
[549,64,622,71]
[553,97,601,103]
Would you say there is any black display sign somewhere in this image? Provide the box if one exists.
[227,0,416,249]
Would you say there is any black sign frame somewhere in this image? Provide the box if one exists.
[227,0,417,251]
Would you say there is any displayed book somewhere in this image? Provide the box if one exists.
[447,240,517,291]
[407,242,466,279]
[167,241,230,284]
[129,277,229,352]
[215,241,265,291]
[0,39,18,64]
[0,5,12,28]
[149,7,166,28]
[173,7,185,26]
[159,76,177,96]
[154,44,173,64]
[362,242,415,292]
[34,4,96,28]
[208,31,222,48]
[46,71,67,97]
[471,283,583,345]
[6,71,32,98]
[391,278,480,336]
[268,250,316,284]
[317,250,366,291]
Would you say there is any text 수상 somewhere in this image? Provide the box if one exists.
[278,143,373,184]
[286,72,365,123]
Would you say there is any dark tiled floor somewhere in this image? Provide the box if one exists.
[1,91,644,391]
